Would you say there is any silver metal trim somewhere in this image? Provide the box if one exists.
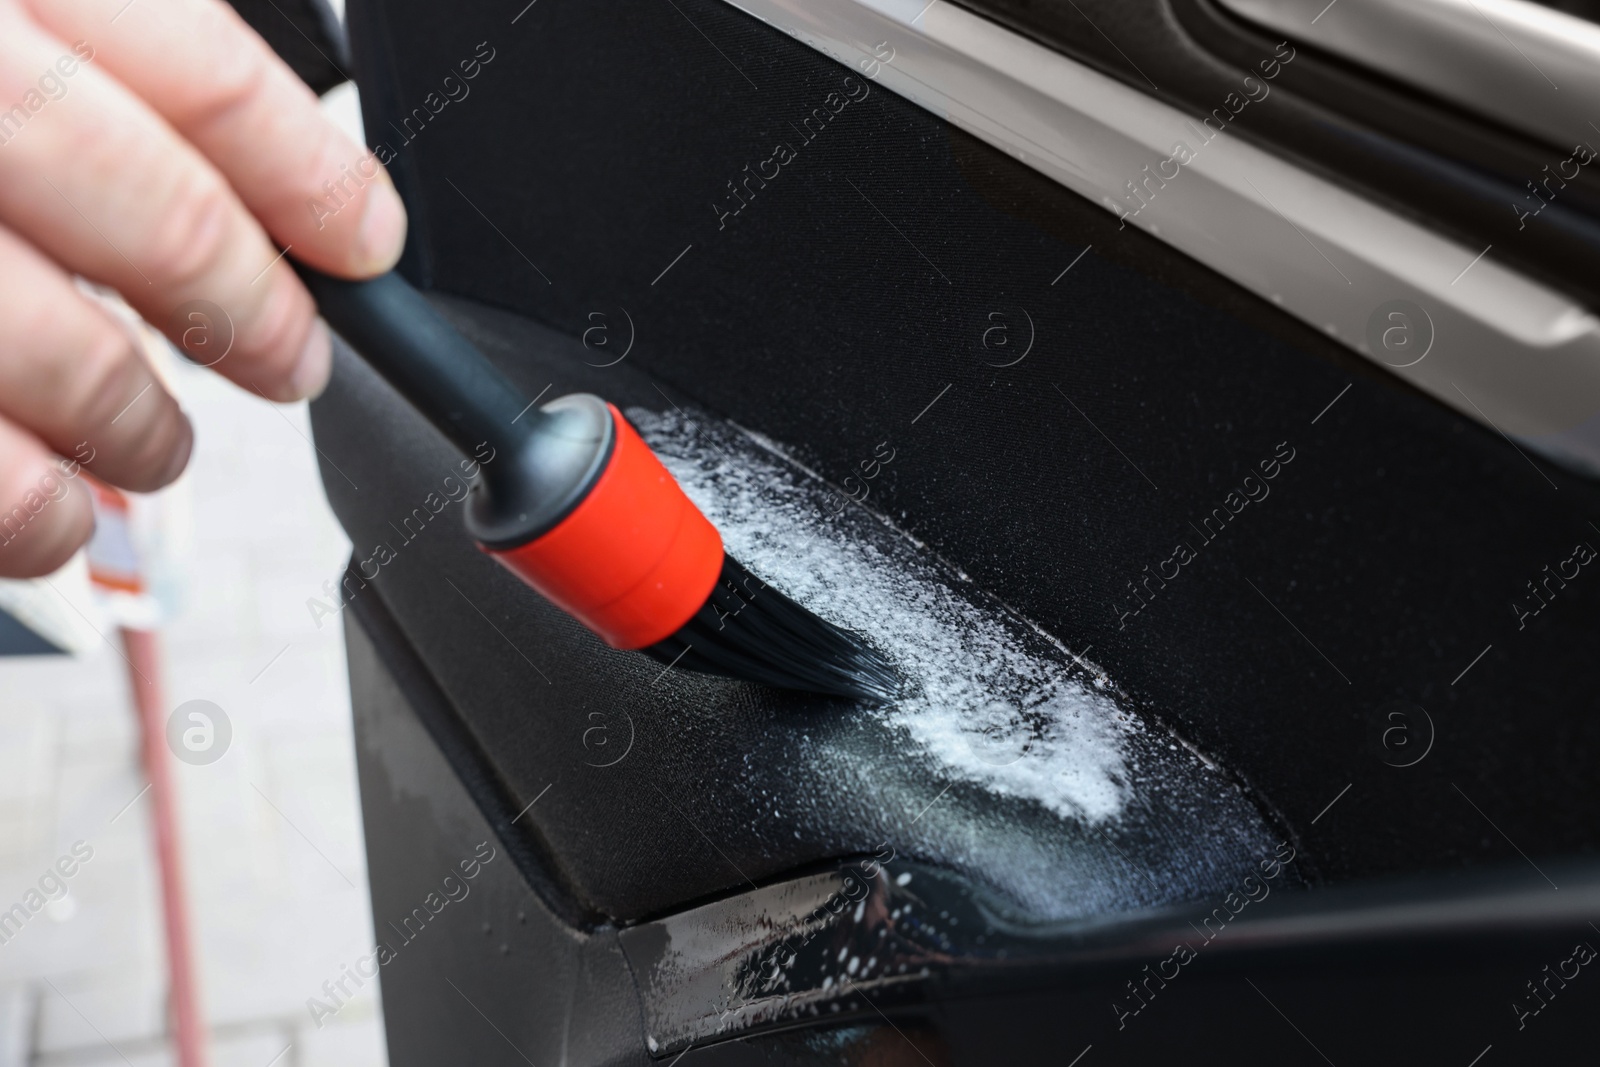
[1216,0,1600,152]
[716,0,1600,476]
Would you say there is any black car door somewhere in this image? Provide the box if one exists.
[242,0,1600,1061]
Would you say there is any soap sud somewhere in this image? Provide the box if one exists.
[630,406,1142,825]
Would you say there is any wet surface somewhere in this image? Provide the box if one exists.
[631,407,1296,921]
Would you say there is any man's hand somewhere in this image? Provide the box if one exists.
[0,0,406,577]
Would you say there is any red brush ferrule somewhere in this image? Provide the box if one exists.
[482,405,723,649]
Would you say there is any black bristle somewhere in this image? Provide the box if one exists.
[645,555,901,703]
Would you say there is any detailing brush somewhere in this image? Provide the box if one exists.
[296,265,899,703]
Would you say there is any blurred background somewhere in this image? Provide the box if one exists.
[0,68,388,1067]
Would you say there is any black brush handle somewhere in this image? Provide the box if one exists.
[295,262,616,549]
[295,267,893,699]
[294,264,536,458]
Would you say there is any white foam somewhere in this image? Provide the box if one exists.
[629,407,1136,824]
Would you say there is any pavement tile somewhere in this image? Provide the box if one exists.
[0,345,379,1065]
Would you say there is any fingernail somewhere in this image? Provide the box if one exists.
[289,318,333,400]
[156,413,196,486]
[357,183,408,274]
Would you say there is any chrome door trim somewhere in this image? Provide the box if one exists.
[1216,0,1600,152]
[716,0,1600,477]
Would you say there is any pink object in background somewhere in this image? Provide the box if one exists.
[86,478,210,1067]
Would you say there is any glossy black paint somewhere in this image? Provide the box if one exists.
[345,600,645,1065]
[350,573,1600,1063]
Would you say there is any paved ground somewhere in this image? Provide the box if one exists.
[0,236,387,1063]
